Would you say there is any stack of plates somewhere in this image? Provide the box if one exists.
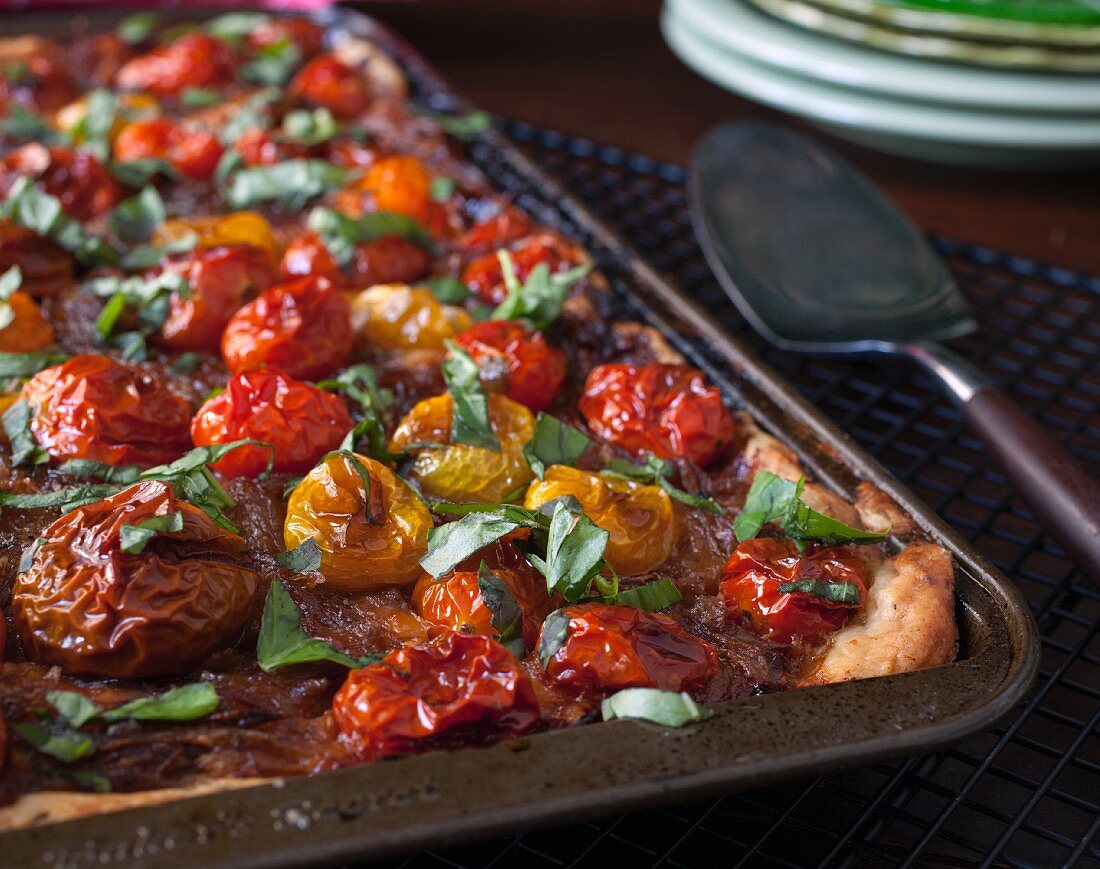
[662,0,1100,166]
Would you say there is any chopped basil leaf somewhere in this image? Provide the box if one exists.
[56,459,141,483]
[119,233,197,271]
[257,579,381,671]
[2,176,117,266]
[522,412,591,479]
[0,264,22,329]
[340,416,402,463]
[53,768,111,792]
[776,579,862,605]
[491,252,593,331]
[13,720,94,762]
[104,330,148,362]
[2,398,48,467]
[420,277,468,305]
[100,683,218,722]
[735,472,889,546]
[442,341,500,451]
[47,691,101,728]
[86,270,188,341]
[180,87,221,108]
[602,453,727,516]
[0,107,65,145]
[420,509,530,578]
[66,90,118,161]
[108,157,181,188]
[307,206,436,270]
[218,88,279,146]
[0,350,68,378]
[281,108,339,146]
[477,561,525,658]
[206,11,271,40]
[18,536,45,573]
[275,536,322,573]
[416,109,491,140]
[169,351,203,374]
[0,484,124,512]
[601,688,712,727]
[430,176,455,202]
[118,11,159,44]
[118,511,183,554]
[537,608,570,669]
[609,577,682,612]
[241,37,301,86]
[529,496,609,602]
[317,364,402,463]
[224,160,347,210]
[214,148,244,185]
[109,186,165,246]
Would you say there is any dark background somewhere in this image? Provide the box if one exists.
[362,0,1100,274]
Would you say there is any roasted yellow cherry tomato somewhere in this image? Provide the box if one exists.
[524,465,675,576]
[54,92,159,143]
[389,394,535,503]
[284,451,432,592]
[349,283,471,352]
[154,212,280,263]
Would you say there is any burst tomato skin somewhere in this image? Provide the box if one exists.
[12,480,259,679]
[453,205,535,257]
[0,144,122,221]
[235,127,309,167]
[461,234,579,305]
[0,219,73,297]
[452,320,566,413]
[221,275,353,381]
[350,283,470,352]
[284,451,433,591]
[114,118,224,181]
[0,291,53,352]
[0,56,78,114]
[18,354,193,467]
[191,370,353,478]
[719,539,868,646]
[579,363,738,468]
[115,33,236,96]
[333,633,538,760]
[540,603,718,695]
[279,230,431,290]
[288,55,370,119]
[247,18,325,57]
[156,244,275,353]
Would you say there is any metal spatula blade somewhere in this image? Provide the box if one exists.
[688,121,1100,582]
[689,122,976,353]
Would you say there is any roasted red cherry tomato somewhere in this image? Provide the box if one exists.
[333,633,538,760]
[13,480,259,678]
[0,291,52,352]
[461,234,582,305]
[719,538,868,646]
[0,144,122,221]
[234,127,308,167]
[539,603,718,695]
[0,220,73,297]
[579,363,737,468]
[0,56,78,114]
[453,204,534,257]
[288,55,370,119]
[18,354,193,467]
[156,244,275,353]
[452,320,566,413]
[115,33,236,96]
[247,18,325,57]
[221,275,353,380]
[279,230,431,290]
[114,118,224,181]
[191,369,353,478]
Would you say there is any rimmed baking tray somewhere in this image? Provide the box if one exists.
[1,6,1039,867]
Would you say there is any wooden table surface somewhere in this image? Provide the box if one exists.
[364,0,1100,274]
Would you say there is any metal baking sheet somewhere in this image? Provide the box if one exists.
[0,6,1039,867]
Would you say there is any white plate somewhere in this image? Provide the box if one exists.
[669,0,1100,114]
[662,5,1100,166]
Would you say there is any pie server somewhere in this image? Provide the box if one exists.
[689,121,1100,582]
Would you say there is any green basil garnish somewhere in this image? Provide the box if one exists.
[180,87,221,108]
[442,341,500,451]
[0,350,68,378]
[420,277,469,305]
[48,683,218,725]
[430,176,455,202]
[415,109,491,140]
[281,108,339,146]
[776,579,862,604]
[0,265,23,330]
[601,453,727,515]
[2,398,48,467]
[601,688,712,727]
[307,206,437,269]
[477,561,525,658]
[606,577,682,612]
[537,608,570,669]
[108,157,181,189]
[2,176,117,266]
[13,720,95,763]
[86,269,189,342]
[109,185,165,245]
[491,250,593,330]
[224,160,347,210]
[206,11,271,40]
[526,496,609,603]
[241,37,301,86]
[218,87,279,146]
[522,412,591,479]
[0,107,65,145]
[118,11,159,44]
[118,511,183,554]
[275,536,323,573]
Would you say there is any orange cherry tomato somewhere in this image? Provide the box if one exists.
[115,32,236,96]
[579,363,738,469]
[154,212,280,263]
[333,633,539,760]
[191,369,353,478]
[0,56,78,114]
[279,230,431,290]
[461,234,581,305]
[18,354,193,467]
[221,275,353,380]
[452,320,566,413]
[539,603,718,695]
[453,204,535,257]
[350,283,470,352]
[359,155,433,223]
[0,291,52,352]
[156,244,275,353]
[247,18,325,57]
[114,118,224,181]
[412,565,552,650]
[0,144,122,221]
[234,127,309,167]
[0,220,73,297]
[13,480,260,678]
[288,55,371,119]
[719,538,868,646]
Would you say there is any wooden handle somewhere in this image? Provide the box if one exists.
[963,387,1100,582]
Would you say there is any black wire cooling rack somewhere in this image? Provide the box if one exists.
[379,122,1100,869]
